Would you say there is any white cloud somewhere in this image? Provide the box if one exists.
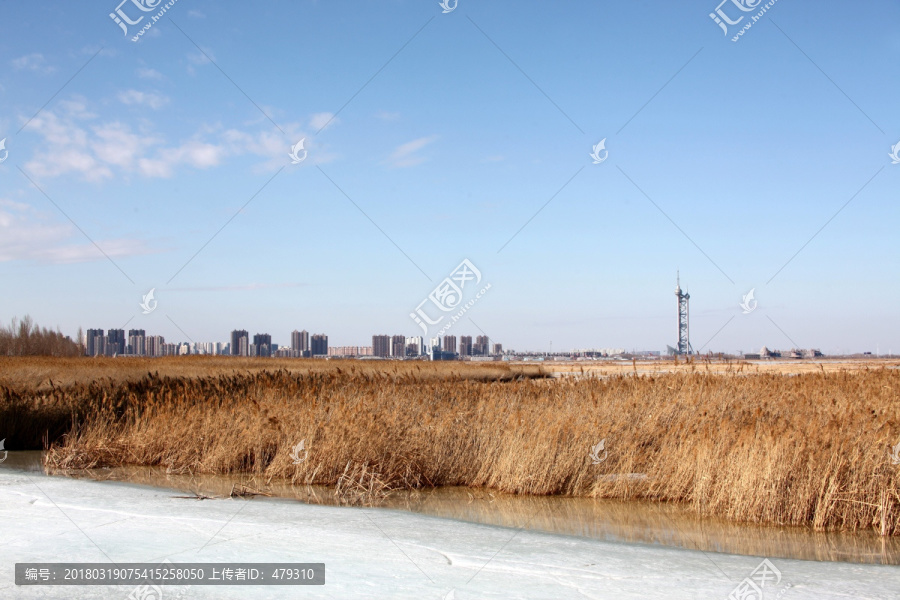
[117,89,170,109]
[309,112,337,131]
[22,109,114,181]
[11,53,55,74]
[137,67,164,80]
[387,136,438,168]
[19,98,332,180]
[56,98,95,120]
[92,122,160,168]
[187,9,206,18]
[0,198,152,263]
[137,140,225,178]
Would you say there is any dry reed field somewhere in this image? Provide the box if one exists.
[2,357,899,535]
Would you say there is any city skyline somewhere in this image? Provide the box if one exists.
[79,327,517,358]
[77,322,843,359]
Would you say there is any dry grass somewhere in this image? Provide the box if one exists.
[0,356,539,390]
[2,357,899,534]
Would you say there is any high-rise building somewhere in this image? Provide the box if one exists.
[231,330,249,356]
[475,335,490,356]
[311,334,328,356]
[372,335,391,357]
[128,329,146,356]
[146,335,164,357]
[391,335,406,358]
[86,329,104,356]
[253,333,272,357]
[443,335,457,354]
[459,336,472,357]
[291,330,309,357]
[492,343,503,356]
[107,329,126,356]
[405,336,424,357]
[430,337,441,351]
[193,342,215,355]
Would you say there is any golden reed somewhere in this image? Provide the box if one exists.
[1,357,897,535]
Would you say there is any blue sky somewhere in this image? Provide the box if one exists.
[1,0,898,354]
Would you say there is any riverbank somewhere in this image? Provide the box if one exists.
[8,451,895,566]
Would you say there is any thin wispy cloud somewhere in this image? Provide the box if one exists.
[387,135,438,168]
[186,48,215,74]
[137,67,164,80]
[167,283,308,292]
[0,198,153,263]
[375,111,401,121]
[10,53,55,74]
[309,112,338,131]
[117,89,170,109]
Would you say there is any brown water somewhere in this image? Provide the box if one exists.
[3,451,899,565]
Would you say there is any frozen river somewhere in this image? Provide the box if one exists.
[2,456,899,599]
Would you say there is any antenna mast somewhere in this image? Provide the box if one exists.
[675,272,692,355]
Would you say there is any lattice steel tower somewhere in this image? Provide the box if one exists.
[675,272,692,355]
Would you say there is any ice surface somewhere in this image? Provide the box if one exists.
[1,468,899,599]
